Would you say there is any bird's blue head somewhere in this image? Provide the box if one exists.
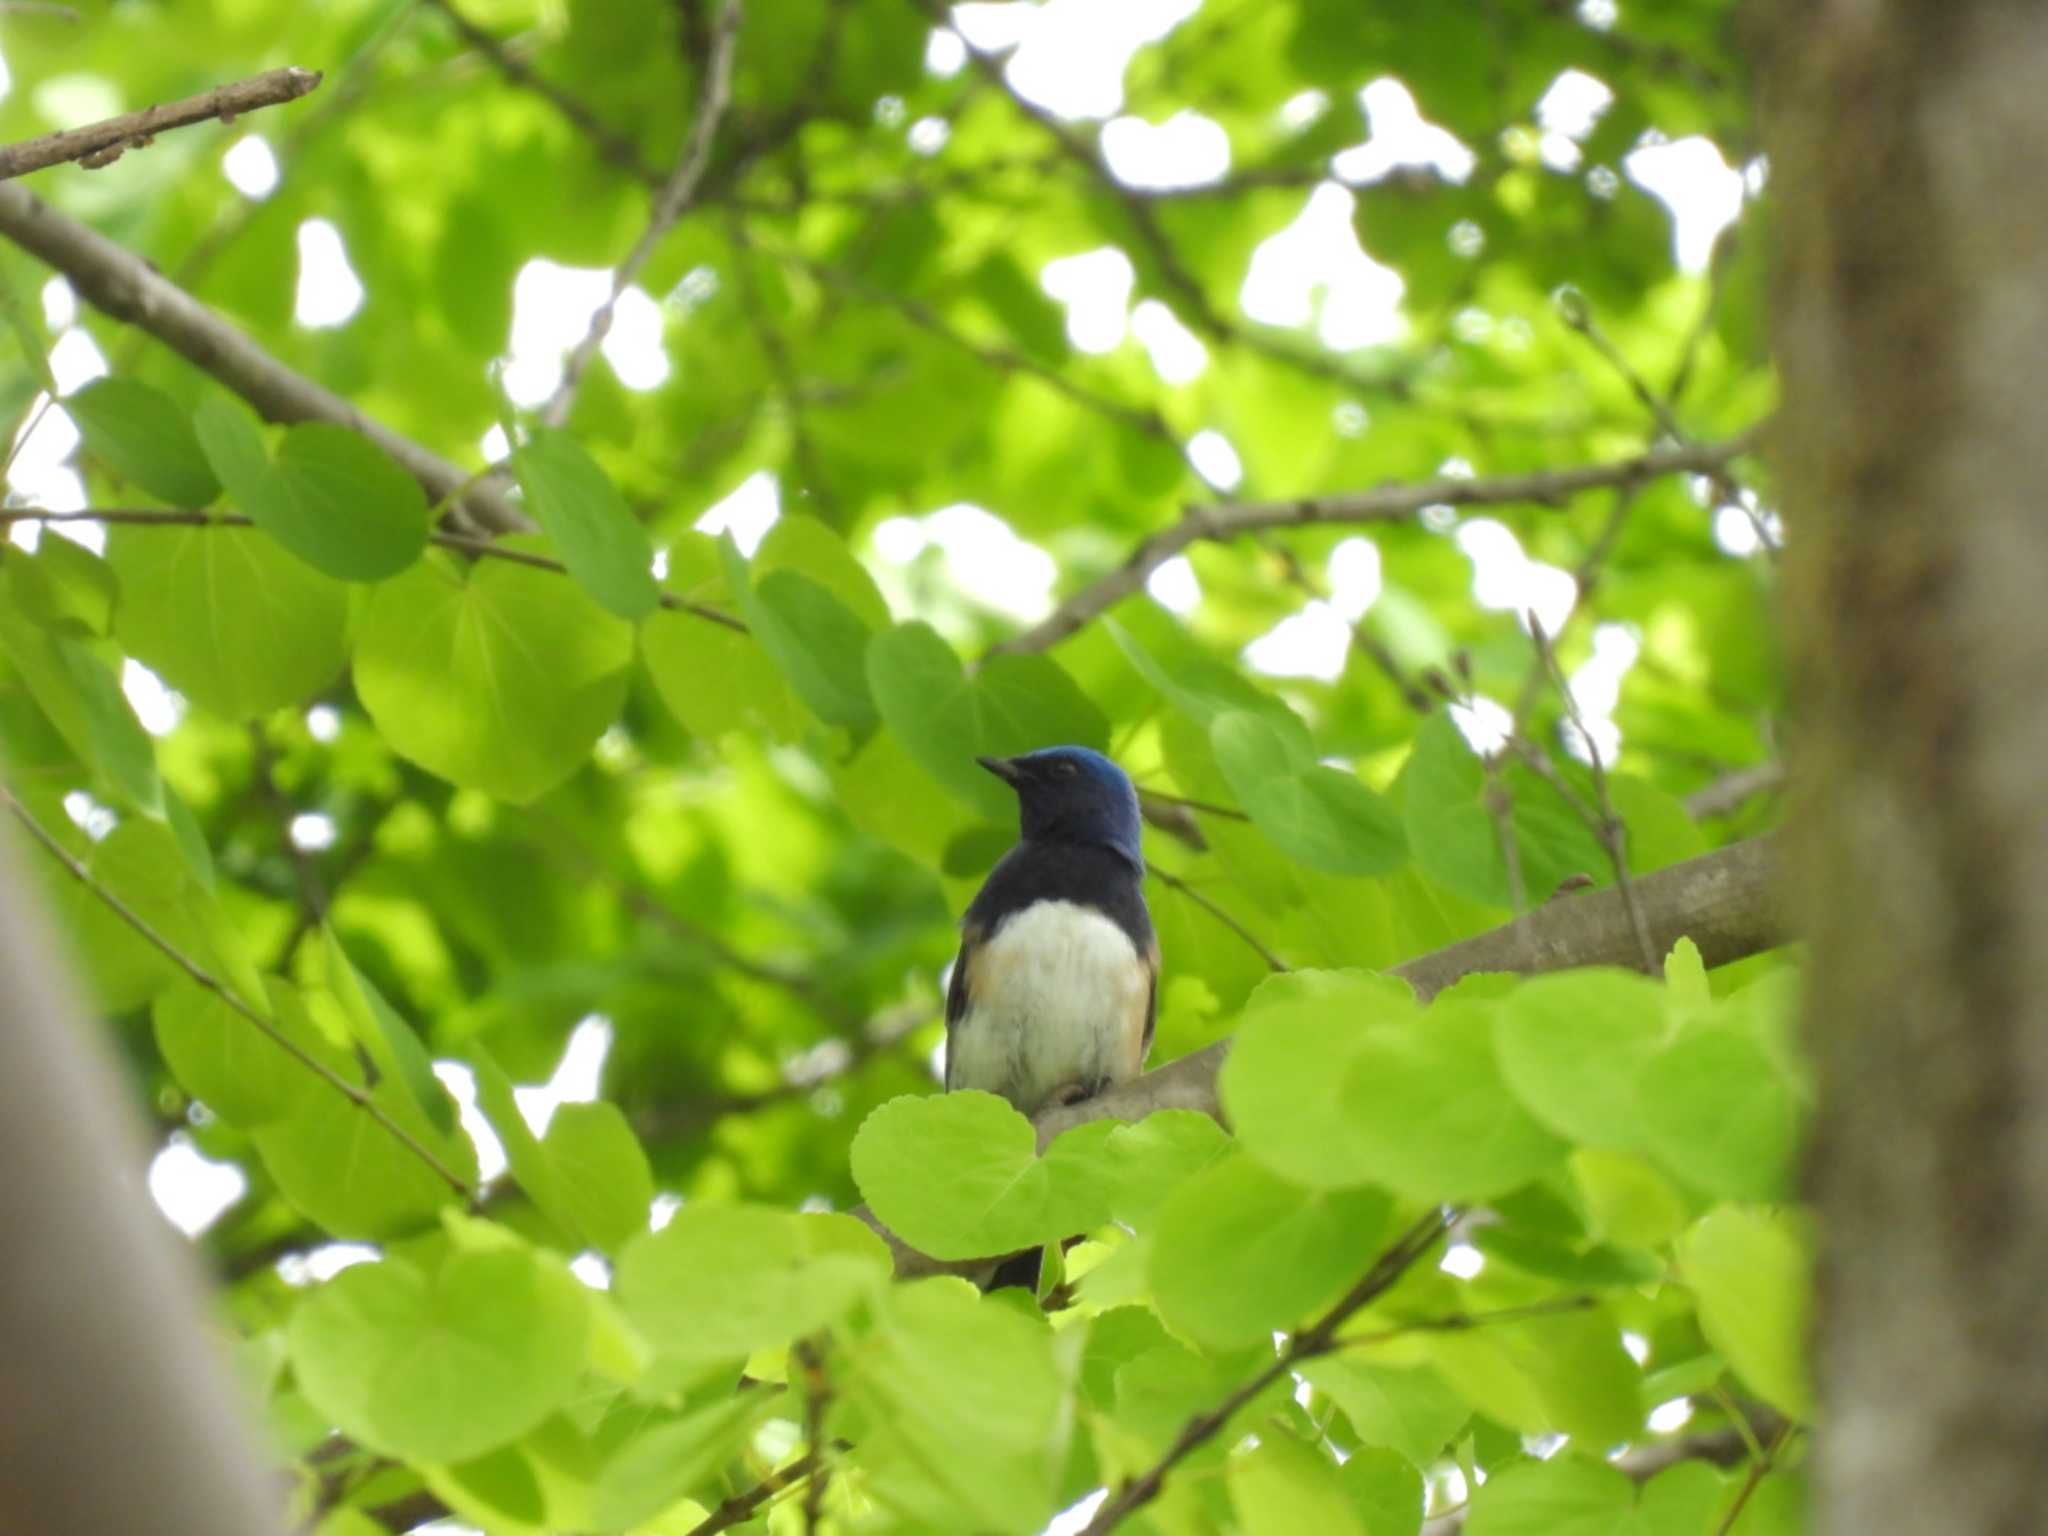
[978,746,1143,870]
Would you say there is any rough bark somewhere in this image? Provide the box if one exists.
[0,837,284,1536]
[1769,3,2048,1531]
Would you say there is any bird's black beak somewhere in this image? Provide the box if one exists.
[976,754,1022,785]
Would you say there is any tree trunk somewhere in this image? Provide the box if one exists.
[1770,3,2048,1531]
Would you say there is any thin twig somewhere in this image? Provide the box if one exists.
[993,431,1763,657]
[794,1339,832,1534]
[1079,1208,1455,1536]
[541,0,741,427]
[1684,762,1782,820]
[1528,616,1657,970]
[0,67,322,180]
[681,1449,824,1536]
[0,785,474,1197]
[725,214,836,518]
[1336,1293,1595,1351]
[1144,860,1287,973]
[1710,1422,1798,1536]
[1136,787,1250,821]
[0,509,747,632]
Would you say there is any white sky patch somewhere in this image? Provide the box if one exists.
[972,0,1200,121]
[1626,135,1746,271]
[1439,1242,1485,1279]
[1101,109,1230,189]
[277,1243,379,1286]
[148,1139,246,1237]
[1455,517,1578,636]
[1451,696,1513,756]
[695,469,781,556]
[1713,502,1776,557]
[40,277,74,331]
[1146,553,1201,614]
[1185,429,1242,491]
[288,812,336,852]
[1040,247,1134,352]
[294,219,365,329]
[925,502,1059,620]
[570,1251,613,1290]
[433,1059,508,1182]
[1241,182,1406,351]
[0,50,12,104]
[51,329,108,393]
[1333,78,1477,186]
[1280,90,1329,131]
[1647,1398,1696,1434]
[63,789,115,841]
[870,514,927,564]
[1130,299,1207,384]
[1045,1489,1110,1536]
[479,423,512,464]
[1243,601,1351,681]
[925,26,968,76]
[1327,536,1383,620]
[122,660,183,736]
[1563,622,1639,764]
[1534,68,1613,171]
[305,703,341,743]
[222,134,280,199]
[514,1015,612,1137]
[908,116,950,156]
[1621,1331,1652,1364]
[502,261,668,404]
[650,1192,683,1230]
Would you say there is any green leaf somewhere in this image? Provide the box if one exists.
[867,621,1108,821]
[1336,997,1569,1202]
[355,550,633,802]
[106,523,350,720]
[1212,708,1407,874]
[288,1248,590,1462]
[1570,1149,1689,1248]
[199,412,430,582]
[1466,1457,1633,1536]
[1635,1026,1800,1200]
[67,377,219,506]
[1299,1357,1469,1469]
[1493,969,1669,1149]
[322,926,455,1138]
[254,1077,473,1241]
[153,974,321,1128]
[1676,1207,1813,1421]
[842,1278,1068,1536]
[512,428,658,619]
[591,1393,776,1531]
[1229,1434,1367,1536]
[542,1101,655,1254]
[3,533,115,636]
[1103,1109,1232,1224]
[615,1204,886,1365]
[640,533,802,742]
[1339,1447,1425,1536]
[1425,1302,1643,1447]
[55,636,161,813]
[721,537,877,728]
[849,1091,1114,1259]
[1221,968,1421,1189]
[1148,1147,1391,1350]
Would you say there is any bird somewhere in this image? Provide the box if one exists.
[945,746,1159,1120]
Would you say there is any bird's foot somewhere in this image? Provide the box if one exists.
[1043,1077,1098,1109]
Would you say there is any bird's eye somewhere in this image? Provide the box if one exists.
[1057,761,1078,777]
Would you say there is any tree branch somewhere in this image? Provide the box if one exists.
[540,0,741,427]
[991,429,1764,657]
[0,183,527,533]
[0,66,322,179]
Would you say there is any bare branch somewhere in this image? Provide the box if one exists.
[0,66,322,180]
[1,786,477,1199]
[992,430,1764,657]
[1685,761,1782,820]
[0,183,527,533]
[541,0,741,427]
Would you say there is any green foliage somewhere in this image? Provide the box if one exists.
[0,0,1801,1530]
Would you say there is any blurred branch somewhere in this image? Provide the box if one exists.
[994,429,1763,657]
[0,510,746,631]
[0,183,528,533]
[540,0,741,427]
[0,785,477,1200]
[0,66,322,179]
[422,0,662,184]
[1685,762,1782,819]
[726,215,837,518]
